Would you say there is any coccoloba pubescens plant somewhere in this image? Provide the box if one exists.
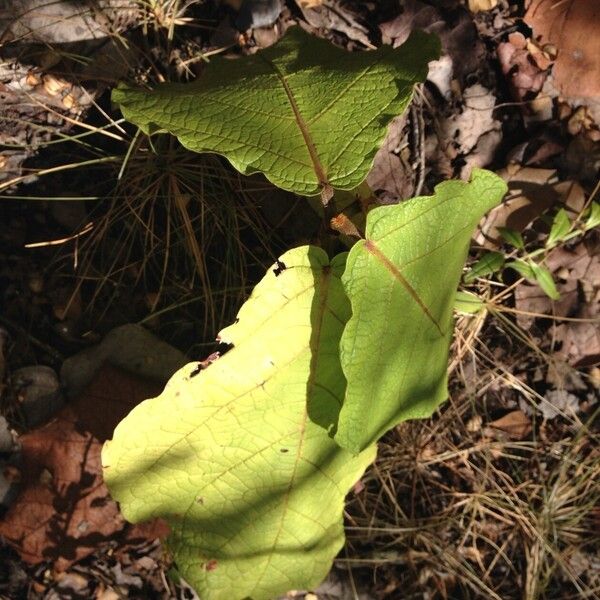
[102,27,507,600]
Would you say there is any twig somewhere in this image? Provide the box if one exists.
[410,86,426,197]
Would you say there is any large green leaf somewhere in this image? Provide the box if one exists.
[102,169,506,598]
[335,169,508,453]
[113,27,440,200]
[101,246,375,600]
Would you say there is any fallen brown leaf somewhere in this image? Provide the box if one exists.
[380,1,485,82]
[497,32,548,105]
[554,317,600,368]
[296,0,323,7]
[476,166,559,247]
[439,83,501,175]
[515,239,600,368]
[468,0,498,13]
[0,365,168,570]
[299,0,372,48]
[367,114,414,203]
[525,0,600,98]
[488,410,532,440]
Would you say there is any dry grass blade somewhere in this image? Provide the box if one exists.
[67,132,276,336]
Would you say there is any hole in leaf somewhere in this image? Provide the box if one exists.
[273,260,287,276]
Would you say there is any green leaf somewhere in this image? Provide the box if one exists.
[506,258,536,280]
[454,290,486,314]
[463,250,505,283]
[497,226,525,249]
[113,27,440,199]
[102,247,375,600]
[102,170,505,596]
[335,169,507,453]
[584,201,600,231]
[531,263,560,300]
[506,260,560,300]
[546,208,571,247]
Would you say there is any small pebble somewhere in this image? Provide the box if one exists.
[12,365,64,428]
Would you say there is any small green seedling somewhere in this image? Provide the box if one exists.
[465,200,599,301]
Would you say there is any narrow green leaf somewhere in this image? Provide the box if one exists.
[546,208,571,247]
[506,260,560,300]
[463,250,505,283]
[455,290,486,314]
[531,263,560,300]
[102,247,375,600]
[497,226,525,249]
[113,27,440,199]
[584,201,600,231]
[335,169,507,453]
[507,259,536,280]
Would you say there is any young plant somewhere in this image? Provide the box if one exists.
[464,200,600,300]
[102,27,507,600]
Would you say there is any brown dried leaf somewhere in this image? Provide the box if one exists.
[299,0,372,48]
[476,166,559,247]
[525,0,600,98]
[380,1,485,83]
[516,239,600,367]
[440,84,501,171]
[0,366,168,569]
[515,232,596,316]
[554,317,600,368]
[297,0,323,7]
[68,364,164,442]
[497,32,548,103]
[366,115,414,203]
[380,0,442,46]
[489,410,532,440]
[468,0,498,12]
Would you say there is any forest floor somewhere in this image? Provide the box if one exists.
[0,0,598,598]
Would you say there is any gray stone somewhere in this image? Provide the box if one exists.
[12,365,63,427]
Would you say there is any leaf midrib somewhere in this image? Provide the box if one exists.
[263,58,330,191]
[363,239,444,335]
[252,265,337,595]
